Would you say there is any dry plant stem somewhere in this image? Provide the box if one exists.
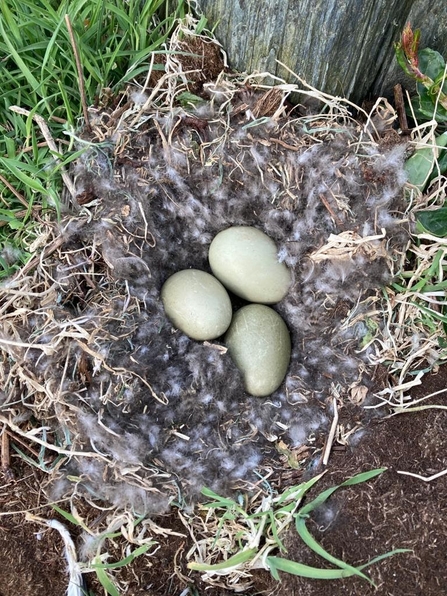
[393,83,409,133]
[0,415,109,461]
[397,468,447,482]
[11,233,65,280]
[0,207,42,227]
[275,60,375,131]
[65,14,91,133]
[393,405,447,413]
[1,427,10,470]
[389,387,447,414]
[22,140,54,153]
[322,396,339,466]
[0,498,71,517]
[5,429,40,459]
[318,193,343,226]
[0,173,29,208]
[9,106,77,200]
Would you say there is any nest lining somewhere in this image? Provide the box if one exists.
[0,77,412,515]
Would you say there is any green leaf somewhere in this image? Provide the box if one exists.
[405,147,435,190]
[188,548,257,571]
[94,561,120,596]
[405,132,447,191]
[416,207,447,237]
[295,516,373,584]
[91,544,153,569]
[428,147,447,184]
[267,556,360,580]
[177,91,204,107]
[276,473,325,507]
[51,505,81,526]
[413,49,447,122]
[298,469,386,518]
[414,87,447,122]
[267,548,411,582]
[418,48,446,84]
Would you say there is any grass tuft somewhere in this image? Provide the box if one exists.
[0,0,190,279]
[187,469,410,589]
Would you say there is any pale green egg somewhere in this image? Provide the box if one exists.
[225,304,291,397]
[161,269,232,340]
[208,226,291,304]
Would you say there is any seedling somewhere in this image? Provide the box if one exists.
[188,469,410,587]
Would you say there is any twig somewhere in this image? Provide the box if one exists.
[1,427,10,469]
[322,396,339,466]
[391,405,447,415]
[5,429,40,458]
[65,14,91,132]
[318,193,343,227]
[393,84,409,133]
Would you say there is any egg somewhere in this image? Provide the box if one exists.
[225,304,291,397]
[161,269,232,340]
[208,226,291,303]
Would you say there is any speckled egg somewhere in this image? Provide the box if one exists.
[225,304,291,397]
[208,226,291,304]
[161,269,232,341]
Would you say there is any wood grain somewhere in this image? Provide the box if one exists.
[197,0,447,102]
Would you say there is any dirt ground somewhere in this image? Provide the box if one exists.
[1,364,446,596]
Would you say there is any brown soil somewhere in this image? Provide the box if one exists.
[1,366,446,596]
[278,365,447,596]
[0,462,69,596]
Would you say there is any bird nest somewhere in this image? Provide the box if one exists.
[0,22,417,524]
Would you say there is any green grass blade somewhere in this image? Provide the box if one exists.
[201,486,240,508]
[91,544,153,569]
[298,469,386,517]
[276,473,325,507]
[0,3,21,44]
[415,302,447,324]
[94,561,120,596]
[188,548,257,571]
[0,17,41,92]
[40,16,66,83]
[295,516,373,584]
[266,556,360,580]
[0,158,47,193]
[335,468,386,487]
[51,505,81,526]
[267,548,411,582]
[357,549,413,570]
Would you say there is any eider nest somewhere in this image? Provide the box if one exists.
[0,25,413,519]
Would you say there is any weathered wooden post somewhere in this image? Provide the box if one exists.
[196,0,447,102]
